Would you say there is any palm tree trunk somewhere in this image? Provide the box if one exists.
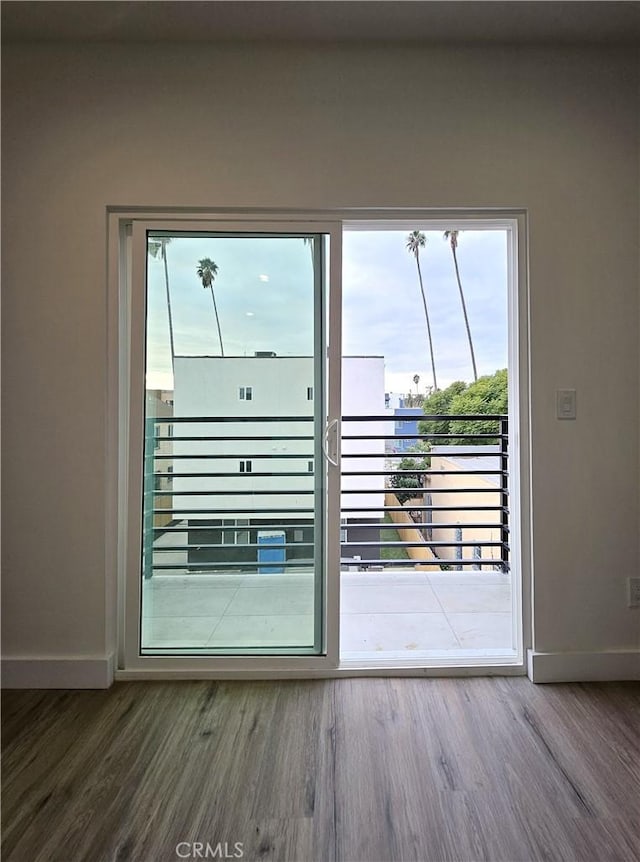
[451,246,477,382]
[415,256,438,392]
[209,286,225,356]
[162,243,175,372]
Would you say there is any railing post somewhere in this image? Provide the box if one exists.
[500,416,509,573]
[143,417,155,580]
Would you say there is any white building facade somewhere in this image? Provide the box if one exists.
[166,354,389,569]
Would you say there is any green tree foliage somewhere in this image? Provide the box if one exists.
[418,380,467,436]
[419,369,508,442]
[389,455,430,505]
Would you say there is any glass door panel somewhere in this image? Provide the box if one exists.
[139,231,328,655]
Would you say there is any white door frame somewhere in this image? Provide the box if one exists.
[108,208,530,679]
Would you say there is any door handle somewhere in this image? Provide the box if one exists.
[322,418,340,467]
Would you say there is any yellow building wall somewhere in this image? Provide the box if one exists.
[428,456,503,570]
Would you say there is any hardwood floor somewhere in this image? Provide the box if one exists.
[2,678,639,862]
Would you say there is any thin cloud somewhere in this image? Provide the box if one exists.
[146,229,508,393]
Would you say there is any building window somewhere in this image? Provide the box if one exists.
[473,545,482,570]
[307,386,313,400]
[293,529,304,542]
[239,386,253,401]
[308,461,314,473]
[223,519,249,545]
[340,519,347,543]
[221,519,234,545]
[153,465,172,492]
[239,460,252,473]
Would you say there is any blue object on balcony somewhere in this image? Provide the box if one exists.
[257,530,286,574]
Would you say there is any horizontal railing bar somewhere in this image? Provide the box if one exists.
[154,524,317,532]
[149,414,507,424]
[150,416,314,423]
[339,558,507,567]
[149,452,502,466]
[340,505,508,512]
[157,436,503,445]
[151,559,506,570]
[154,543,315,552]
[154,471,504,479]
[156,489,315,496]
[153,541,506,552]
[378,450,503,458]
[341,540,505,548]
[154,477,505,486]
[152,450,503,460]
[341,433,505,441]
[154,435,314,442]
[152,561,314,570]
[157,472,316,479]
[340,487,506,494]
[153,508,315,515]
[346,522,508,531]
[340,469,505,476]
[152,487,505,497]
[151,467,505,476]
[153,454,315,460]
[342,414,507,422]
[153,521,508,531]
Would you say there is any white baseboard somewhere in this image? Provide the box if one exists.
[4,651,637,686]
[527,649,640,683]
[1,654,115,689]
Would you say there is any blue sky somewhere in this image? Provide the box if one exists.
[342,229,508,394]
[145,229,507,394]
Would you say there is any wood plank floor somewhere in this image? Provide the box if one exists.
[2,678,639,862]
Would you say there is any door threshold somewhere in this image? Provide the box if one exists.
[115,655,525,681]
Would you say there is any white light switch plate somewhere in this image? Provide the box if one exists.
[556,389,576,420]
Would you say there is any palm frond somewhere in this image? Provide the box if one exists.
[196,257,219,288]
[148,236,171,260]
[444,229,459,250]
[405,230,426,256]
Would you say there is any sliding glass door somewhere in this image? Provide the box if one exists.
[119,210,525,674]
[128,223,340,659]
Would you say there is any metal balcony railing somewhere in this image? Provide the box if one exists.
[143,413,509,578]
[340,414,509,572]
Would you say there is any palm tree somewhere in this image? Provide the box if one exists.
[410,373,420,406]
[148,237,175,372]
[444,230,477,382]
[406,230,438,392]
[196,257,224,356]
[303,236,315,265]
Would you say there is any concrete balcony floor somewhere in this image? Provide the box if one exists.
[142,566,515,662]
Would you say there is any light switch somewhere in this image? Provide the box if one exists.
[556,389,576,420]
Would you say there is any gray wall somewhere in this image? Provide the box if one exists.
[2,42,638,676]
